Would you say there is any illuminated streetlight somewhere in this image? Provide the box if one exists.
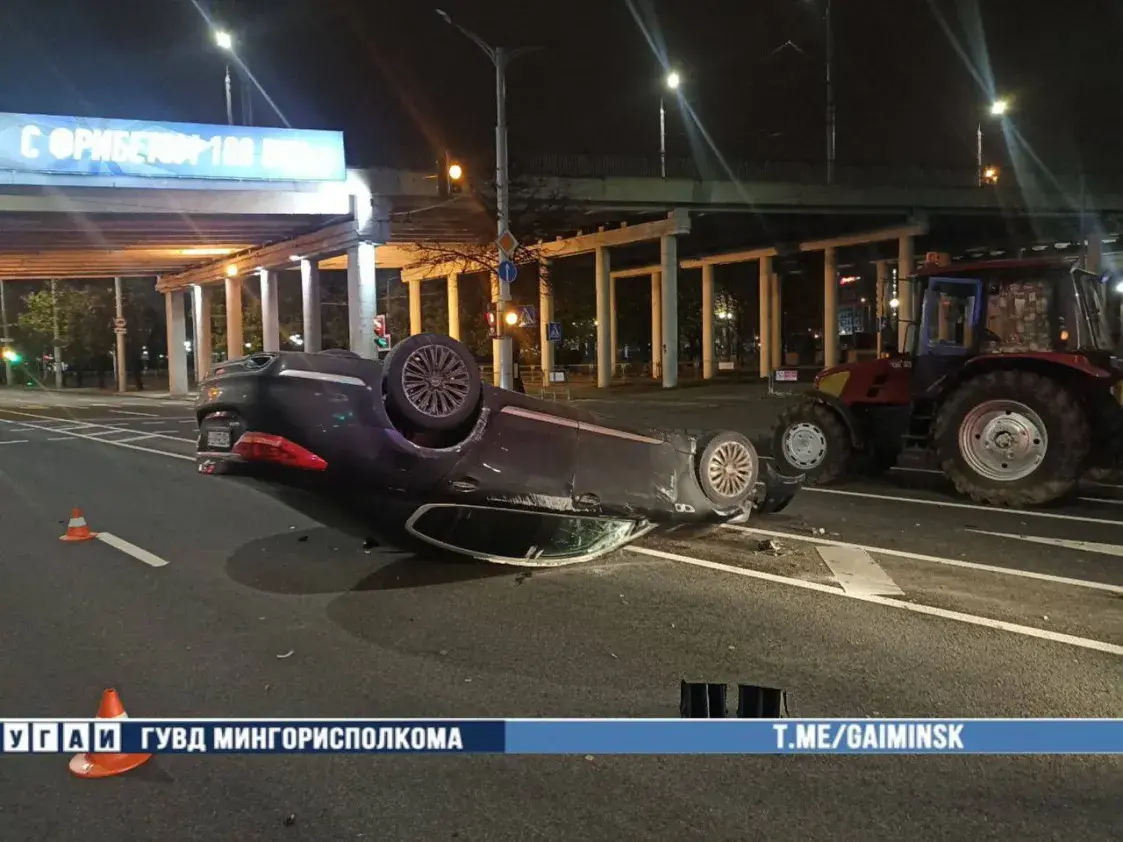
[225,264,238,277]
[889,298,900,310]
[214,30,233,50]
[660,70,681,178]
[978,97,1010,186]
[447,163,463,182]
[504,310,519,327]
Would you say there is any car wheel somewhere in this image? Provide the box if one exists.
[696,431,759,507]
[383,334,482,431]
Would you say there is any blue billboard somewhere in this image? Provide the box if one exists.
[0,112,346,182]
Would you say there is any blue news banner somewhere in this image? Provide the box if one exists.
[2,719,1121,756]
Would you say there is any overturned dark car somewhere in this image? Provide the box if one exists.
[194,334,801,565]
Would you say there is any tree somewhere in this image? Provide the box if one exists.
[399,174,585,359]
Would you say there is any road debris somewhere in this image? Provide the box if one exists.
[276,650,294,659]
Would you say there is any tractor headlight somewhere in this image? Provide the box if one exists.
[816,371,850,397]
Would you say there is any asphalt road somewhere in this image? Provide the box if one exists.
[0,388,1120,842]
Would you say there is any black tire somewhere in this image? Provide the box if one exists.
[695,431,759,507]
[1083,391,1123,483]
[933,370,1089,507]
[771,400,852,486]
[383,334,482,432]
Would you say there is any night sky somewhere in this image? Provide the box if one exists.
[2,0,1119,177]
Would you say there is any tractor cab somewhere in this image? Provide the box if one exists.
[898,258,1121,396]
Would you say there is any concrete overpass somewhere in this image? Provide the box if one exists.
[3,110,1121,395]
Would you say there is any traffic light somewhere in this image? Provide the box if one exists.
[1,347,20,364]
[373,314,390,350]
[485,311,497,339]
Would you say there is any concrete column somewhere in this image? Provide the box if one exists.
[301,259,322,352]
[347,242,378,357]
[595,246,612,388]
[660,235,679,388]
[701,264,715,379]
[898,235,915,353]
[225,276,243,358]
[759,256,773,377]
[650,271,662,380]
[447,273,461,340]
[609,274,618,376]
[192,284,213,381]
[164,289,189,396]
[875,260,888,356]
[408,281,423,336]
[823,247,839,367]
[260,270,279,352]
[538,262,554,373]
[113,277,127,393]
[770,272,782,368]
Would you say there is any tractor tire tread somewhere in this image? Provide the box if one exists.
[933,369,1088,507]
[772,400,850,486]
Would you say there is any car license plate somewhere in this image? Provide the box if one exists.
[206,429,231,450]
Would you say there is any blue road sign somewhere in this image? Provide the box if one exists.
[546,321,562,342]
[497,260,518,284]
[519,305,537,327]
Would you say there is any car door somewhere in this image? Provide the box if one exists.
[444,402,579,508]
[571,416,683,514]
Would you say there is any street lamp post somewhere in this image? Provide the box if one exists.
[0,279,12,386]
[436,9,537,391]
[215,29,235,125]
[661,71,680,179]
[978,98,1008,187]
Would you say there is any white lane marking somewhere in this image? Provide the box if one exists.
[722,524,1123,595]
[1078,496,1123,506]
[0,417,194,461]
[816,546,905,597]
[804,486,1123,527]
[0,410,196,442]
[3,427,36,432]
[967,529,1123,559]
[0,440,29,445]
[141,421,164,425]
[96,532,169,568]
[109,409,160,417]
[112,434,157,444]
[630,545,1123,657]
[759,455,942,476]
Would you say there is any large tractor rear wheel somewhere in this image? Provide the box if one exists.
[771,400,852,486]
[934,370,1089,507]
[1083,390,1123,483]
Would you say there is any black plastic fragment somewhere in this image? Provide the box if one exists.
[736,684,787,718]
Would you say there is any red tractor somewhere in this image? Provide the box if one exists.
[770,257,1123,507]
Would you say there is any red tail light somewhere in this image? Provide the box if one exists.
[232,433,328,471]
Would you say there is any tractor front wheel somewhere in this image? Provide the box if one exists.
[934,370,1089,507]
[771,401,852,486]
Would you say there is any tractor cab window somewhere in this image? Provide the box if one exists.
[1065,269,1114,352]
[921,278,981,356]
[982,277,1053,353]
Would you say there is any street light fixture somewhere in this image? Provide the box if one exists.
[214,29,235,125]
[447,162,464,182]
[435,8,539,391]
[660,70,681,179]
[978,97,1010,186]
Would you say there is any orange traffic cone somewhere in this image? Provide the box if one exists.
[59,508,98,542]
[68,689,152,779]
